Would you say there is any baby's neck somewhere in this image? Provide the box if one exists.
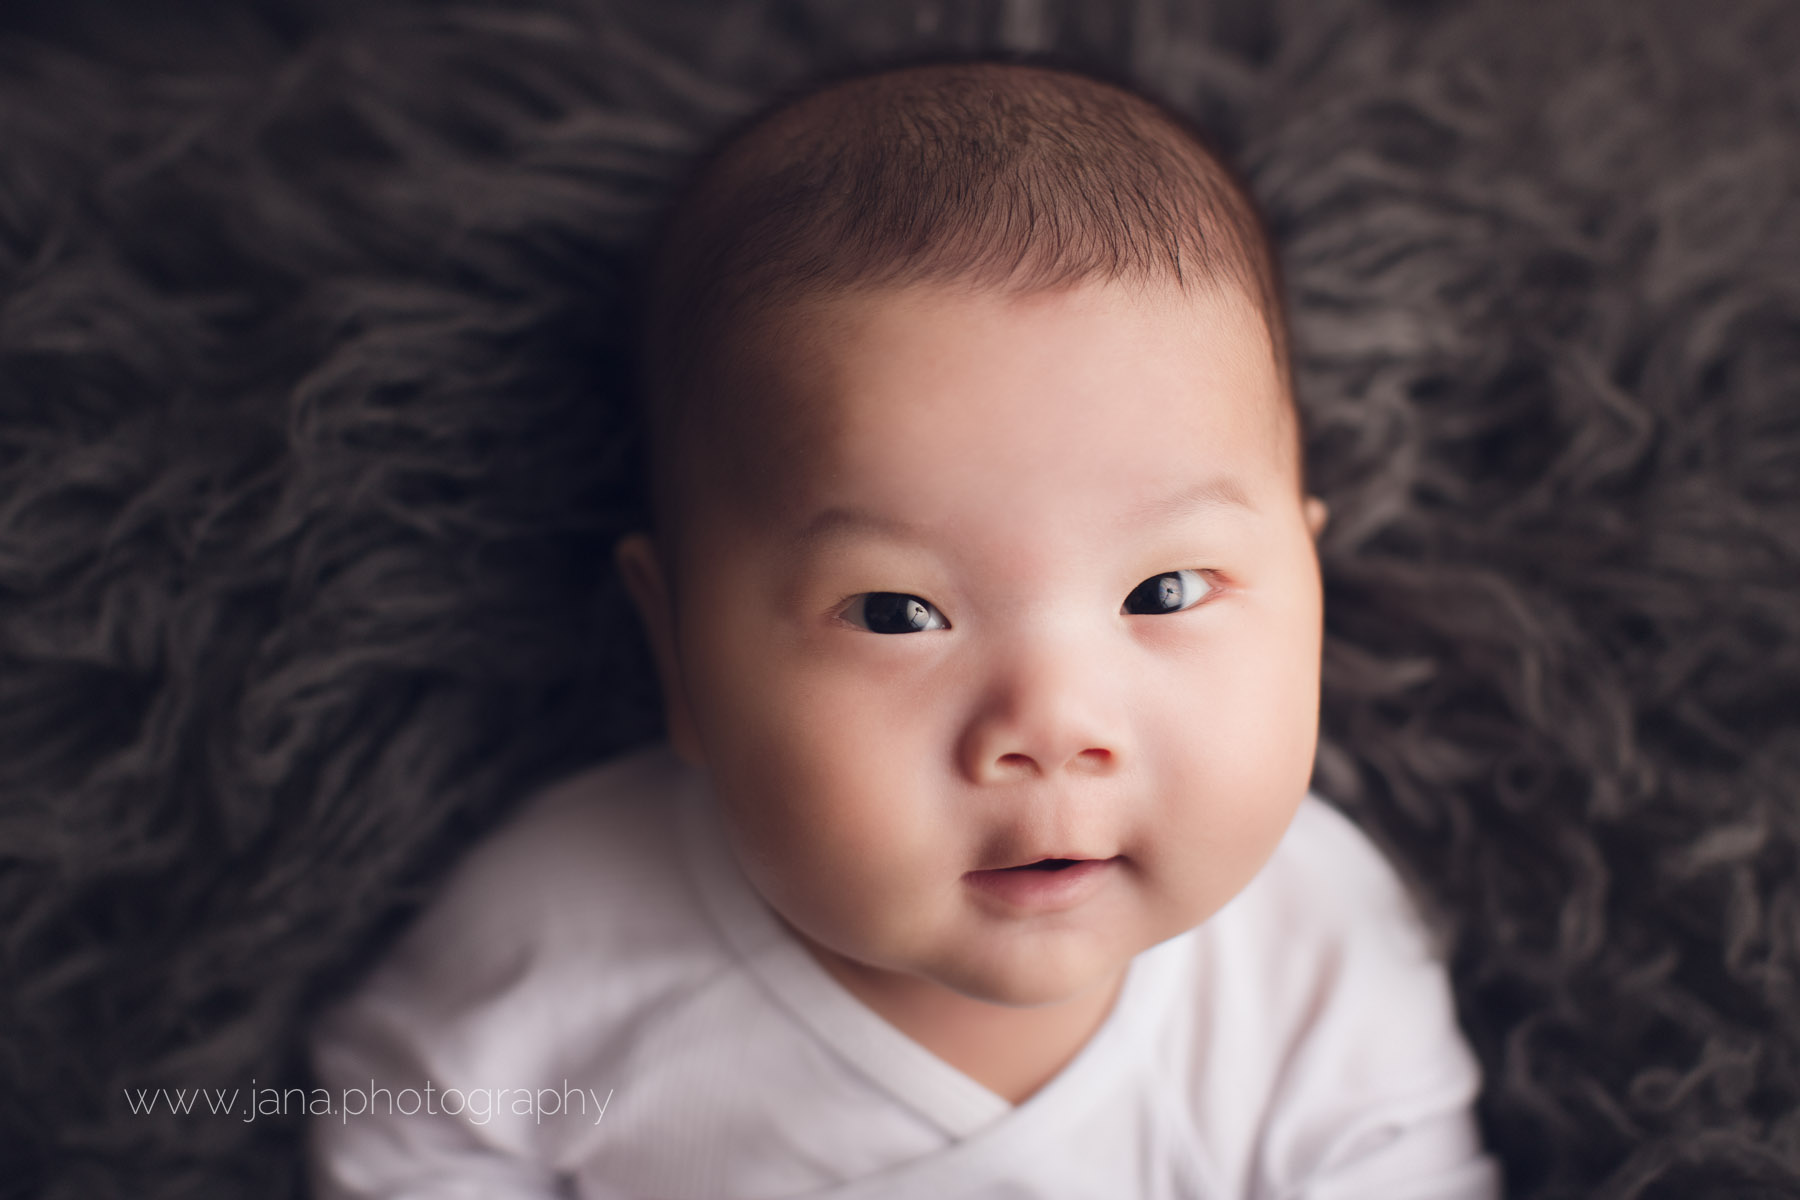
[793,933,1128,1105]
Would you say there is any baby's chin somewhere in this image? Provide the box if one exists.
[925,935,1133,1010]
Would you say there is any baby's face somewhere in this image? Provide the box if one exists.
[620,279,1326,1008]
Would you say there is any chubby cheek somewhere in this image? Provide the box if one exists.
[682,627,951,952]
[1141,602,1320,927]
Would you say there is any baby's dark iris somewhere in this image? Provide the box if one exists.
[1124,572,1189,615]
[863,593,937,634]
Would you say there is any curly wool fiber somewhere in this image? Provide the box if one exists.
[0,2,1796,1197]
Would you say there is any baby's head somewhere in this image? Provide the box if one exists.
[618,59,1330,1010]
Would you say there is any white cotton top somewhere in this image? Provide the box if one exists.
[307,741,1502,1200]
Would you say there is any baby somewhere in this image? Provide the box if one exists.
[308,58,1501,1198]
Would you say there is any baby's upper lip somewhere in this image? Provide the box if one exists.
[968,851,1119,872]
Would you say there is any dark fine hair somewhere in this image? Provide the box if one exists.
[637,55,1298,545]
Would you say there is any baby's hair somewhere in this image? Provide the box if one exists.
[637,55,1300,550]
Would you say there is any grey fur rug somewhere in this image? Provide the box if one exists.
[2,1,1796,1196]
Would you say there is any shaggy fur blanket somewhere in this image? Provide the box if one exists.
[2,0,1795,1196]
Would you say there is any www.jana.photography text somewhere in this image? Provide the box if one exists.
[123,1079,614,1126]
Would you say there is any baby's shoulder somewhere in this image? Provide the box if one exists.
[457,741,692,897]
[420,740,701,947]
[334,742,714,1026]
[307,743,723,1157]
[1186,791,1473,1072]
[1174,797,1492,1195]
[1183,793,1453,1054]
[1222,793,1435,960]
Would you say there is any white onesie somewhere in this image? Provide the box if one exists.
[307,741,1501,1199]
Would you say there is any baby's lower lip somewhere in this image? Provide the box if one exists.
[962,857,1119,912]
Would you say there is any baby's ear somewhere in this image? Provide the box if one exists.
[614,533,704,766]
[1303,496,1329,539]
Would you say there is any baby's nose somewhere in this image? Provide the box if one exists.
[955,639,1127,784]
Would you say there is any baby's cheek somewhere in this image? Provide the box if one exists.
[1206,600,1318,775]
[1139,664,1313,902]
[718,694,935,922]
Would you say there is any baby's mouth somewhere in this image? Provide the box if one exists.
[963,855,1120,910]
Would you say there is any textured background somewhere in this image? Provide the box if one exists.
[1,0,1796,1196]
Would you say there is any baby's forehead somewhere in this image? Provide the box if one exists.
[726,278,1282,412]
[679,279,1296,519]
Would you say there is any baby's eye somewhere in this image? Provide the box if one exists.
[1122,569,1215,616]
[841,592,949,634]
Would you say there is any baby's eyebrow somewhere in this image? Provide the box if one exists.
[787,477,1257,551]
[788,505,925,550]
[1120,477,1260,526]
